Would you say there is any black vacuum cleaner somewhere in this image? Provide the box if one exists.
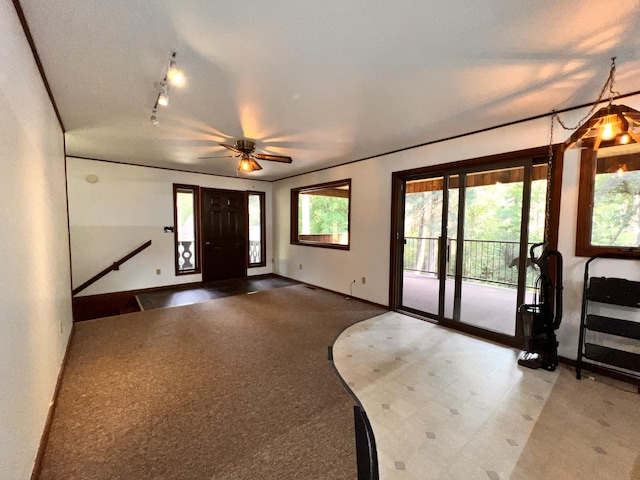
[517,243,563,371]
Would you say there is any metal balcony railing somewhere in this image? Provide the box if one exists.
[404,237,540,290]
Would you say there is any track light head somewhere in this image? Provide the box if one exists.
[168,65,184,86]
[150,110,159,125]
[166,50,185,87]
[157,83,169,107]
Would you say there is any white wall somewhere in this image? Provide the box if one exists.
[0,1,74,479]
[556,145,640,358]
[67,158,273,296]
[273,94,640,360]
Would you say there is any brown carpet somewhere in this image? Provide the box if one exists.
[39,285,385,480]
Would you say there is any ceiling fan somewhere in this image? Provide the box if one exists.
[199,139,292,172]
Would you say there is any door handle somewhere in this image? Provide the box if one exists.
[205,241,211,245]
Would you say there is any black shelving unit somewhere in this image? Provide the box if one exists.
[576,255,640,382]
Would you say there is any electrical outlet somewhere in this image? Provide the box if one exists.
[362,277,366,284]
[156,268,161,275]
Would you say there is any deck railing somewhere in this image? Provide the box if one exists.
[404,237,539,290]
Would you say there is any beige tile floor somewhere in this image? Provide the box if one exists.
[333,312,640,480]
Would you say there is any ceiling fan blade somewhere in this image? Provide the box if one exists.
[220,143,243,155]
[198,154,236,159]
[254,153,292,163]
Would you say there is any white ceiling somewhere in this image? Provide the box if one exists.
[18,0,640,181]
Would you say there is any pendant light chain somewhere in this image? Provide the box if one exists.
[544,114,554,245]
[554,57,618,132]
[607,57,621,104]
[544,57,620,245]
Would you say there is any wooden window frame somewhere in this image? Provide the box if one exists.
[173,183,201,275]
[248,191,267,267]
[290,179,351,250]
[576,148,640,258]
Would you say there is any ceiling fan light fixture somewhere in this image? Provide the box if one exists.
[199,139,290,172]
[237,157,253,172]
[248,158,263,171]
[237,156,263,173]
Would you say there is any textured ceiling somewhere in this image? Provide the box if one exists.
[18,0,640,180]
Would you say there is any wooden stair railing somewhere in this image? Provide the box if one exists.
[72,240,152,296]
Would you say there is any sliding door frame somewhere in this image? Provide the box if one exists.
[389,145,564,347]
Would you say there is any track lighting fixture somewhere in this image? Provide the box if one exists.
[149,50,185,125]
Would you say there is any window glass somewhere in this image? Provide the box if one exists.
[291,179,351,249]
[591,151,640,246]
[576,144,640,257]
[174,184,200,273]
[248,192,266,267]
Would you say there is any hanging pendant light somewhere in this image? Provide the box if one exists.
[565,103,640,150]
[563,58,640,150]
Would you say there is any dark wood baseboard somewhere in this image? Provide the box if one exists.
[558,355,640,388]
[275,276,389,311]
[30,324,75,480]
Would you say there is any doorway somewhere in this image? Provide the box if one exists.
[201,188,248,282]
[391,147,561,345]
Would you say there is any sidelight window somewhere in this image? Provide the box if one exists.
[248,192,266,267]
[173,184,200,274]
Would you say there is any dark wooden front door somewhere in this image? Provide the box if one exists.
[201,188,247,282]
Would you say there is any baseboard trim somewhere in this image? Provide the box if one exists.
[558,355,640,387]
[274,275,389,311]
[30,323,75,480]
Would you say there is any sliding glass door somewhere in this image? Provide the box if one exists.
[397,157,549,340]
[401,176,444,316]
